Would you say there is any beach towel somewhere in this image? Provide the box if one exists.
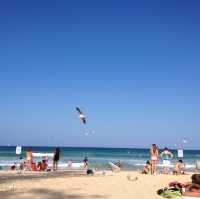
[157,188,181,198]
[161,190,181,198]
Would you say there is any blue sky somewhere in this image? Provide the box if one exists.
[0,0,200,149]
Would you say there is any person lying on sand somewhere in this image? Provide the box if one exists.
[142,161,152,174]
[159,174,200,198]
[173,160,185,175]
[183,174,200,196]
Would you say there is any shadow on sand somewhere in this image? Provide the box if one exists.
[0,170,86,184]
[0,188,110,199]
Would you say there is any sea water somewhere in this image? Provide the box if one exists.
[0,146,199,171]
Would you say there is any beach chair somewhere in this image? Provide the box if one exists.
[195,160,200,173]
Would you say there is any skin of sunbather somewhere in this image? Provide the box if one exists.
[150,144,158,174]
[183,183,200,197]
[142,161,152,174]
[172,174,200,197]
[41,160,48,171]
[173,160,185,175]
[182,191,200,197]
[31,162,37,171]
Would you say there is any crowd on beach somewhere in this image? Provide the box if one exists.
[11,147,61,172]
[11,147,92,173]
[7,145,200,198]
[10,144,189,175]
[140,144,200,198]
[142,144,186,175]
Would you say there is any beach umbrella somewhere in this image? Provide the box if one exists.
[76,107,86,124]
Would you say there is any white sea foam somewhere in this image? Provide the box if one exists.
[134,163,195,168]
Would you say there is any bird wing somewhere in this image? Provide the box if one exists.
[76,107,83,114]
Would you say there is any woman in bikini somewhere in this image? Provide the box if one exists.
[150,144,159,174]
[26,148,33,170]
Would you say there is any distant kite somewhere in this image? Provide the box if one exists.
[76,107,86,124]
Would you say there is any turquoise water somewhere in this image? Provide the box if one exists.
[0,146,199,170]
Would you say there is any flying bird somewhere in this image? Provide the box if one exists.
[76,107,86,124]
[182,139,187,144]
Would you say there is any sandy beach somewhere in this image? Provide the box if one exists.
[0,170,192,199]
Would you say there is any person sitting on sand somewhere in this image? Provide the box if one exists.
[19,157,24,170]
[37,159,48,171]
[173,160,185,175]
[83,157,94,175]
[10,164,16,170]
[115,160,123,169]
[31,161,37,171]
[142,161,152,174]
[172,174,200,197]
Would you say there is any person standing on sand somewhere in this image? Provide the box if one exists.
[150,144,159,174]
[53,148,60,171]
[26,148,33,170]
[160,147,173,174]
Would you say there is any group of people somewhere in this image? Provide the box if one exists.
[142,144,185,175]
[11,145,187,175]
[11,148,61,172]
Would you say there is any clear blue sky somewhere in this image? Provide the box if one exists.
[0,0,200,149]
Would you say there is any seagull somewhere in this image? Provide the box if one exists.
[76,107,86,124]
[182,139,187,144]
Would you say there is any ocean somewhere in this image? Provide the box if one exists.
[0,146,199,171]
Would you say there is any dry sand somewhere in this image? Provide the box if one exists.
[0,170,192,199]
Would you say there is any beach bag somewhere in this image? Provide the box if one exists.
[87,169,94,175]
